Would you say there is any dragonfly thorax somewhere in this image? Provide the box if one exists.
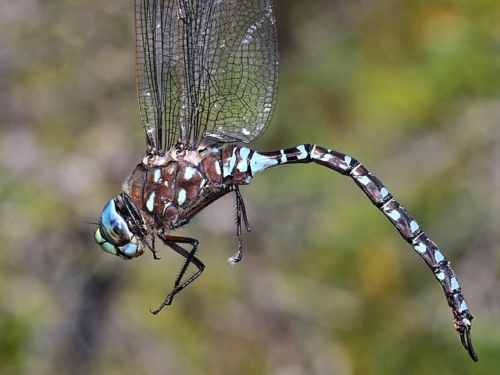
[94,145,252,260]
[125,147,230,230]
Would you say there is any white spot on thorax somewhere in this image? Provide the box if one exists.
[177,189,187,205]
[183,166,197,180]
[154,169,161,182]
[223,148,238,177]
[146,192,155,212]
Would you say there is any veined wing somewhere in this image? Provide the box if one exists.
[135,0,279,151]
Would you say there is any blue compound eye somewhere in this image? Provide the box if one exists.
[99,199,132,246]
[121,242,140,257]
[94,228,119,256]
[94,198,146,259]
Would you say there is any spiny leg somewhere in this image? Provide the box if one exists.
[228,185,251,265]
[151,233,205,314]
[147,234,159,260]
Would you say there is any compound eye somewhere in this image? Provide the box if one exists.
[98,199,132,246]
[121,242,141,257]
[94,228,119,256]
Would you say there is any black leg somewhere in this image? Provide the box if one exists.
[151,233,205,314]
[228,186,251,265]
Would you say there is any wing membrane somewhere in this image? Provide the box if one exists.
[135,0,278,150]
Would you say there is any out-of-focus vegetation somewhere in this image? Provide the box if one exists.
[1,0,499,374]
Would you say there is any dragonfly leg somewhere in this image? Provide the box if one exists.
[147,234,161,260]
[228,186,251,265]
[151,233,205,314]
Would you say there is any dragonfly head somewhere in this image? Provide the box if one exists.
[94,194,147,259]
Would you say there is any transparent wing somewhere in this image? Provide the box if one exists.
[135,0,279,150]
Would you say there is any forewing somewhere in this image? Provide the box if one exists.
[135,0,278,150]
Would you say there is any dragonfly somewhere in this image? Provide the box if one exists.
[94,0,477,361]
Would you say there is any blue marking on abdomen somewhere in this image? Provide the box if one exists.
[250,152,278,175]
[237,147,250,173]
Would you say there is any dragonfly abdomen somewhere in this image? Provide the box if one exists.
[222,143,476,360]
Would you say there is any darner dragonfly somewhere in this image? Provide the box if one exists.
[94,0,477,361]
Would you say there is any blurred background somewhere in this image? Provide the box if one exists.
[1,0,499,374]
